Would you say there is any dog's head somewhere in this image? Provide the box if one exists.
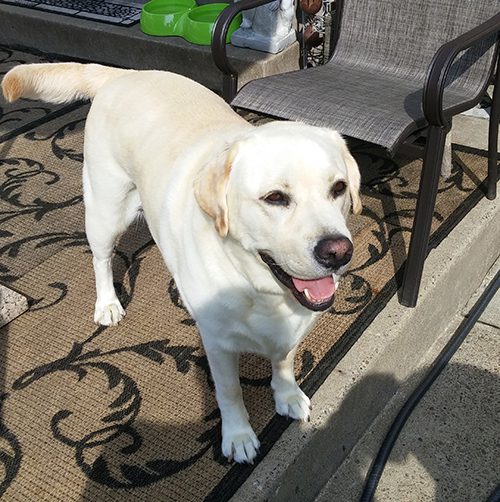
[194,122,361,311]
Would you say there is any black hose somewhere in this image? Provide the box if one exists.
[360,269,500,502]
[487,483,500,502]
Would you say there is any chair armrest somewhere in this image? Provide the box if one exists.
[423,11,500,127]
[211,0,277,77]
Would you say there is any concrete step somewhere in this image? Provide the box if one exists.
[0,3,300,92]
[315,260,500,502]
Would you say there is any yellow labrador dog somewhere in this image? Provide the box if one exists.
[2,63,361,464]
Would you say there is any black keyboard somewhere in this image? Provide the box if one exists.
[0,0,145,26]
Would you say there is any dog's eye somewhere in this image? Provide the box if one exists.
[331,180,347,198]
[262,190,290,206]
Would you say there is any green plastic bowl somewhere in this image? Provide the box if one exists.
[140,0,196,36]
[182,3,242,45]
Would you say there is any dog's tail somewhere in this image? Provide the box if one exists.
[1,62,134,104]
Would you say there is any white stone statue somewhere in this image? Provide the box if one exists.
[231,0,296,54]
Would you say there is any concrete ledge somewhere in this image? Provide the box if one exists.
[230,194,500,501]
[0,284,28,328]
[0,4,300,92]
[316,299,499,501]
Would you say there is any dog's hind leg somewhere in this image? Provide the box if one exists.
[83,162,141,326]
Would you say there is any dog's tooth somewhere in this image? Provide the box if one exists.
[304,289,312,302]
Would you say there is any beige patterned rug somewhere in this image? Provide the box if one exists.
[0,47,495,501]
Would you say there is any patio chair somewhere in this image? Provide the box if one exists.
[211,0,500,307]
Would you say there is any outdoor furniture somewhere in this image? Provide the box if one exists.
[211,0,500,307]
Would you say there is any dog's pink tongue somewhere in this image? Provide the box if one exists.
[292,276,336,303]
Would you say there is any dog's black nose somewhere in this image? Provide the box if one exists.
[314,236,353,270]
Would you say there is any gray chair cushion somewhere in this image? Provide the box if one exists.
[232,62,486,151]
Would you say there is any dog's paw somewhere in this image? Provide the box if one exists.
[274,386,311,422]
[94,300,125,326]
[222,427,260,464]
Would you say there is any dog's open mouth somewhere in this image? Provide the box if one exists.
[259,253,336,311]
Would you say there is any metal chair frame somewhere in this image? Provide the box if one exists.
[211,2,500,307]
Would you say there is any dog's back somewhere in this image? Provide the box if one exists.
[2,62,248,139]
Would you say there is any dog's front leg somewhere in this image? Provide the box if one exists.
[271,348,311,421]
[92,255,126,326]
[205,348,260,463]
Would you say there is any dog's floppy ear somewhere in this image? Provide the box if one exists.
[194,142,240,237]
[341,141,362,215]
[327,130,362,215]
[322,129,362,215]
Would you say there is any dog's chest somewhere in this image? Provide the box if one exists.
[236,302,318,360]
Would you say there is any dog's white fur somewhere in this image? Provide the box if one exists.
[2,63,361,464]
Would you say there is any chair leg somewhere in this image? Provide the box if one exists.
[400,125,449,307]
[487,76,499,200]
[222,74,238,103]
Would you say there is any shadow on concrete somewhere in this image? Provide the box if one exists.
[281,363,499,502]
